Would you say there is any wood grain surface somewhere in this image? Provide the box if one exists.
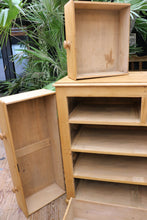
[0,139,67,220]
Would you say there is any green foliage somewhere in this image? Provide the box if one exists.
[0,0,68,95]
[22,0,67,78]
[129,45,143,55]
[135,17,147,41]
[0,0,24,45]
[0,71,57,95]
[114,0,147,20]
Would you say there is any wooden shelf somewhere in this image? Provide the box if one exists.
[76,180,147,210]
[69,104,140,125]
[72,126,147,157]
[63,197,147,220]
[26,183,65,215]
[73,154,147,185]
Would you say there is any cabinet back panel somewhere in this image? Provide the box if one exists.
[7,97,50,149]
[75,9,119,75]
[17,146,55,197]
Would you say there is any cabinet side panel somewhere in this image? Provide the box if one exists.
[56,88,75,199]
[65,0,77,80]
[0,101,28,216]
[141,97,147,124]
[118,6,130,72]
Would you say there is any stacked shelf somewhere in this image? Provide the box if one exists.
[68,96,147,209]
[71,126,147,156]
[74,154,147,185]
[69,97,141,125]
[76,180,147,210]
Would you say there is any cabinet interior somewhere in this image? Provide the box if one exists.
[68,97,141,125]
[75,179,147,210]
[73,153,147,185]
[64,196,147,220]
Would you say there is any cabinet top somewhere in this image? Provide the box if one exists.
[54,72,147,87]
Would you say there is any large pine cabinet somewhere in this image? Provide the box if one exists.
[55,71,147,210]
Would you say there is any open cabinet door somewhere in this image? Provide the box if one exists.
[0,89,65,217]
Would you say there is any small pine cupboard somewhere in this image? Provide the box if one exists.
[0,89,65,217]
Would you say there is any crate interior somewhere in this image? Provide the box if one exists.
[68,97,141,125]
[7,95,65,214]
[74,4,129,78]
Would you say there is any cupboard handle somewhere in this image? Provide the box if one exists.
[12,187,18,193]
[0,133,6,140]
[63,40,71,49]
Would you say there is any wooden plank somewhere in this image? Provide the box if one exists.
[26,183,65,215]
[64,0,77,80]
[130,55,147,62]
[55,87,75,199]
[64,198,147,220]
[72,126,147,157]
[0,89,55,104]
[119,6,130,73]
[76,180,147,210]
[62,198,74,220]
[77,71,128,79]
[74,154,147,185]
[0,101,28,216]
[74,1,130,10]
[15,138,50,158]
[69,103,140,125]
[54,72,147,86]
[141,97,147,124]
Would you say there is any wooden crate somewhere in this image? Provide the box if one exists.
[64,0,130,80]
[63,198,147,220]
[0,89,65,217]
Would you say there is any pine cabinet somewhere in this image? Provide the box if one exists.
[55,72,147,211]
